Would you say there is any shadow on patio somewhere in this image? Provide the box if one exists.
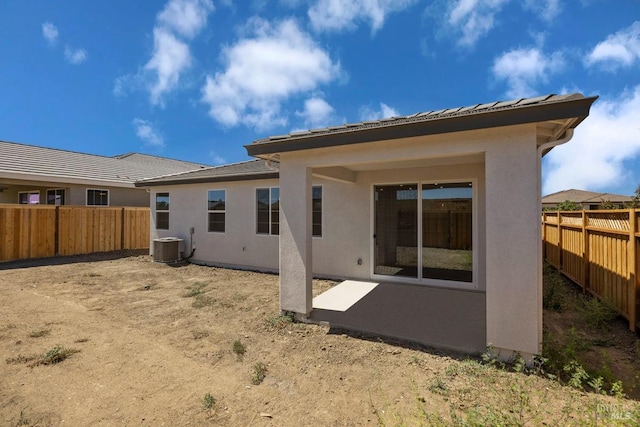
[310,281,486,354]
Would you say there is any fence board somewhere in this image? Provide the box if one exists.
[0,204,149,262]
[543,209,640,331]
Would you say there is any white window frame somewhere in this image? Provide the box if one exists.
[207,189,226,233]
[255,186,323,237]
[46,188,66,206]
[255,187,279,236]
[370,179,478,290]
[86,188,110,206]
[18,190,40,204]
[155,192,170,230]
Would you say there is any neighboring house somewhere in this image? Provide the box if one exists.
[0,140,209,206]
[137,93,597,360]
[542,189,633,210]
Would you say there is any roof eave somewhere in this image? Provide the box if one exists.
[135,172,280,187]
[245,96,598,157]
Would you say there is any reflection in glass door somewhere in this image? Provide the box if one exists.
[374,184,418,278]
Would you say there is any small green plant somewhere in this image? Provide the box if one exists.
[29,328,50,338]
[564,360,590,389]
[33,345,79,367]
[182,281,208,298]
[543,271,567,312]
[191,294,215,308]
[14,409,30,426]
[7,345,80,367]
[579,295,618,331]
[232,340,246,360]
[266,311,295,329]
[251,362,267,385]
[202,392,216,410]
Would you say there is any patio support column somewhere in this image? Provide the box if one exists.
[485,137,540,358]
[279,159,313,315]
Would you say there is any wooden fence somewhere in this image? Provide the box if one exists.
[0,204,150,262]
[542,209,640,331]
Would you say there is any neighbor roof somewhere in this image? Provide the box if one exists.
[0,140,209,187]
[542,189,633,204]
[135,159,278,187]
[246,93,598,158]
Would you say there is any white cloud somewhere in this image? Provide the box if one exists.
[145,29,192,106]
[543,87,640,195]
[202,18,341,130]
[585,21,640,70]
[296,96,335,128]
[64,46,88,65]
[492,47,565,98]
[115,0,213,106]
[308,0,416,33]
[446,0,509,47]
[133,118,165,147]
[209,151,227,165]
[523,0,562,22]
[157,0,214,38]
[359,102,399,121]
[42,22,59,46]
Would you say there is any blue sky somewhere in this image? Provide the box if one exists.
[1,0,639,196]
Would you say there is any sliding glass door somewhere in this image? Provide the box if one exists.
[374,182,473,284]
[374,184,418,278]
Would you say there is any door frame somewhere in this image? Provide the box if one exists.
[370,179,478,290]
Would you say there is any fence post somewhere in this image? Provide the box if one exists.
[557,211,563,270]
[582,210,588,293]
[629,208,637,332]
[120,208,126,250]
[542,212,547,260]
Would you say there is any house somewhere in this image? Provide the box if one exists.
[137,93,597,360]
[542,188,633,210]
[0,140,209,206]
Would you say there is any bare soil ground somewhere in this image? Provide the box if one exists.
[1,254,639,426]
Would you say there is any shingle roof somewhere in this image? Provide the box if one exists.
[542,189,633,204]
[0,140,209,186]
[135,159,278,187]
[246,93,598,157]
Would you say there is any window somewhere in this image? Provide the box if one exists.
[46,189,65,206]
[312,186,322,237]
[207,190,226,233]
[156,193,169,230]
[18,191,40,204]
[256,186,322,237]
[87,189,109,206]
[256,188,279,235]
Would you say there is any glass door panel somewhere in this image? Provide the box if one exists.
[421,182,473,282]
[374,184,418,278]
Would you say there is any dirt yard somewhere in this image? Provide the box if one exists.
[1,254,639,426]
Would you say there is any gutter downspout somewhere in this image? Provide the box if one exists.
[536,128,574,353]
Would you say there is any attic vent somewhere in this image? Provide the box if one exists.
[152,237,184,263]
